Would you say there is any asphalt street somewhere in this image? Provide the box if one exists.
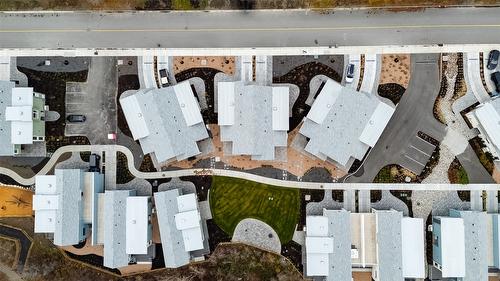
[1,8,500,49]
[347,53,446,183]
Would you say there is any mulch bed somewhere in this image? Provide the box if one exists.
[377,83,406,105]
[117,74,140,138]
[175,68,222,124]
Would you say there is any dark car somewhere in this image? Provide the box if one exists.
[487,50,499,70]
[492,71,500,92]
[159,69,170,87]
[89,154,101,172]
[67,114,86,123]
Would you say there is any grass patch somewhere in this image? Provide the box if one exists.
[448,158,469,184]
[172,0,193,9]
[209,176,300,244]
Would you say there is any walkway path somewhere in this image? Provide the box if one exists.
[0,262,24,281]
[0,144,499,191]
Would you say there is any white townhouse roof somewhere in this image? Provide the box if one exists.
[217,81,290,160]
[299,78,395,170]
[401,217,425,278]
[126,196,151,255]
[120,81,209,164]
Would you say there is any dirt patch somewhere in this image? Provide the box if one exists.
[379,54,410,88]
[0,186,33,217]
[173,56,235,75]
[0,237,18,268]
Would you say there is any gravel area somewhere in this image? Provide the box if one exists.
[187,77,208,110]
[232,218,281,254]
[55,152,89,170]
[305,190,342,215]
[306,74,329,106]
[412,190,469,219]
[158,177,196,194]
[116,178,152,196]
[371,190,409,216]
[422,145,454,184]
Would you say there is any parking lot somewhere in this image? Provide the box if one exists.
[399,134,436,175]
[65,57,117,144]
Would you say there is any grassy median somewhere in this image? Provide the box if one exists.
[209,176,300,244]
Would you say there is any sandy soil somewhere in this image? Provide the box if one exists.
[379,54,411,88]
[167,124,346,178]
[119,263,152,275]
[352,271,373,281]
[173,56,235,75]
[61,233,103,256]
[493,165,500,184]
[0,186,33,217]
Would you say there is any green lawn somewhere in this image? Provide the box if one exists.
[209,176,300,244]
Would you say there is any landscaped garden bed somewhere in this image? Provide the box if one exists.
[373,164,417,183]
[469,137,496,175]
[209,176,300,244]
[448,158,469,184]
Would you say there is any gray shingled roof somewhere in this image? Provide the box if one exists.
[103,189,136,268]
[0,81,14,156]
[219,82,287,160]
[126,87,208,163]
[154,189,190,268]
[299,84,381,169]
[452,210,488,281]
[323,209,352,281]
[54,169,84,246]
[375,210,403,281]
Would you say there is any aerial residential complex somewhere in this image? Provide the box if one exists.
[2,6,500,281]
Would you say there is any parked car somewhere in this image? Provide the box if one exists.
[67,114,86,123]
[345,63,355,83]
[89,154,101,173]
[159,69,170,87]
[491,71,500,92]
[487,50,499,70]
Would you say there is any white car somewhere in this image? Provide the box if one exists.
[345,63,355,83]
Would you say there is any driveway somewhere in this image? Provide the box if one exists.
[347,54,446,183]
[65,57,117,144]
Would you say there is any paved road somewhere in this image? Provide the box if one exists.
[347,53,447,182]
[457,145,495,184]
[1,8,500,50]
[0,144,498,190]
